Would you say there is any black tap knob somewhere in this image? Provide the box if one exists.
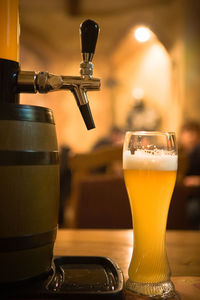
[80,19,99,58]
[79,19,100,130]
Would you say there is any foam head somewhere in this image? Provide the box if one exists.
[123,149,177,171]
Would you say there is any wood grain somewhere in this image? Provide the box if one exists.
[55,229,200,300]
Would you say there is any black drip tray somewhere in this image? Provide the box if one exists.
[1,256,125,299]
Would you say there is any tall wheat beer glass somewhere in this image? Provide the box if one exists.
[123,131,178,298]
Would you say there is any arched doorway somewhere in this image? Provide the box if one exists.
[110,24,179,133]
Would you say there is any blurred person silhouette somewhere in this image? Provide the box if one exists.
[93,126,124,150]
[92,126,124,174]
[126,98,161,131]
[179,121,200,228]
[179,121,200,184]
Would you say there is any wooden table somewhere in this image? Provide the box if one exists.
[55,229,200,300]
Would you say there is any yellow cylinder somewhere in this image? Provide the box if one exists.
[0,0,19,61]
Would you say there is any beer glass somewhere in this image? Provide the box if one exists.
[123,131,178,298]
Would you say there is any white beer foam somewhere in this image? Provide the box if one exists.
[123,149,177,171]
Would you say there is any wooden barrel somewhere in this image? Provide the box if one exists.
[0,104,59,283]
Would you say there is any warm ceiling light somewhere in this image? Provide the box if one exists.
[132,88,144,100]
[134,26,151,42]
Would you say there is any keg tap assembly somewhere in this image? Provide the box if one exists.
[1,19,100,130]
[0,0,103,287]
[17,19,100,130]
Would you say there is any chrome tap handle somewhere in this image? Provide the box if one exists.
[16,20,101,131]
[80,19,99,63]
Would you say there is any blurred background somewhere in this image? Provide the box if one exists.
[19,0,200,230]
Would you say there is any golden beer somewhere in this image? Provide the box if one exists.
[0,0,19,61]
[123,132,178,298]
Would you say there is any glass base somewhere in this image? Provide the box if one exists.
[126,279,180,299]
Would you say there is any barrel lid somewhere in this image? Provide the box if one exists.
[0,103,55,124]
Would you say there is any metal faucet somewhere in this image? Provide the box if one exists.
[17,20,100,130]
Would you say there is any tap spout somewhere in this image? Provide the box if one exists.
[70,84,95,130]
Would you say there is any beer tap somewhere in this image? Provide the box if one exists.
[17,19,100,130]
